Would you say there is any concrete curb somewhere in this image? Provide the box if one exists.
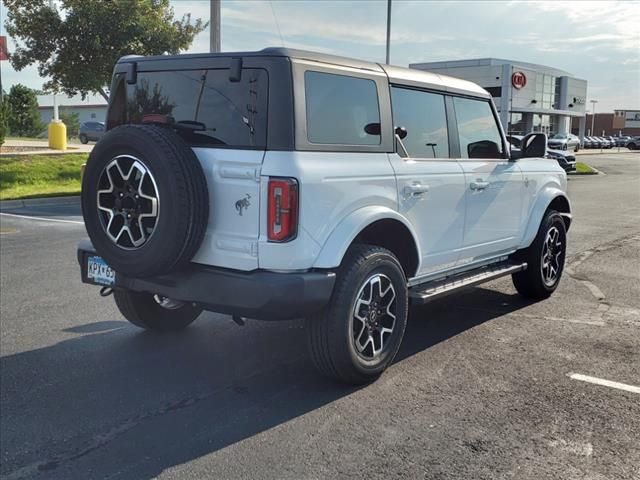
[568,165,604,176]
[0,195,80,209]
[576,149,634,156]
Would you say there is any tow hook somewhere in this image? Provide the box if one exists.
[232,315,247,326]
[99,287,114,297]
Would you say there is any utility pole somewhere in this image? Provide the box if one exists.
[210,0,221,53]
[590,99,598,138]
[49,0,58,122]
[385,0,392,64]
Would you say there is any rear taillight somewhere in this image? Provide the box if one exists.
[267,177,298,242]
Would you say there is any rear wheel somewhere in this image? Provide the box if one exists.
[114,289,202,331]
[81,124,209,277]
[512,209,567,300]
[306,245,408,384]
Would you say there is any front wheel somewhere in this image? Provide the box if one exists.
[306,245,408,384]
[79,134,88,144]
[114,289,202,331]
[512,209,567,300]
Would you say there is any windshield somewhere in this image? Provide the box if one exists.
[551,133,568,139]
[118,68,268,149]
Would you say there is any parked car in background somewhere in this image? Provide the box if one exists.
[507,134,576,172]
[581,136,593,149]
[626,136,640,150]
[79,122,105,144]
[600,137,613,149]
[615,136,631,147]
[547,133,580,152]
[589,136,602,149]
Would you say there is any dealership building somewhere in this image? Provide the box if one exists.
[409,58,588,138]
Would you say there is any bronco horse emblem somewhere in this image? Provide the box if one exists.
[235,193,251,216]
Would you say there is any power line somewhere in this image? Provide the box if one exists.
[269,1,285,47]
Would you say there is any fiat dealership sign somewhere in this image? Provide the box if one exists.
[511,71,527,89]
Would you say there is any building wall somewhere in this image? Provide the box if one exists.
[410,59,587,137]
[39,106,107,125]
[571,113,640,136]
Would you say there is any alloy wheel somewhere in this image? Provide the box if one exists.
[541,226,563,286]
[96,155,159,249]
[351,273,397,359]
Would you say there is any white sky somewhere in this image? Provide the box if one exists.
[1,0,639,112]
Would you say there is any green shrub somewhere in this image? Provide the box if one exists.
[7,84,44,137]
[0,94,9,146]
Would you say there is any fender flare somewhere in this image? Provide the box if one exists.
[519,187,572,249]
[313,206,421,270]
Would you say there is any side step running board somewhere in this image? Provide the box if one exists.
[409,261,527,305]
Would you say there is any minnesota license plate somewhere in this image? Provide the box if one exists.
[87,255,116,286]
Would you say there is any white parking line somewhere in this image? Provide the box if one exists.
[0,212,84,225]
[568,373,640,394]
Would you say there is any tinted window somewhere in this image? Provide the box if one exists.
[305,71,380,145]
[125,69,268,148]
[453,97,504,159]
[390,87,449,158]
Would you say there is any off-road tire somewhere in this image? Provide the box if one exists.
[114,289,201,331]
[306,244,408,384]
[512,209,567,300]
[82,124,208,277]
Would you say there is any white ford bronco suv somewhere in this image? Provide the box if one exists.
[79,48,571,384]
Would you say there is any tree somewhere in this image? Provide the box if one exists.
[6,84,44,137]
[4,0,208,101]
[59,108,80,138]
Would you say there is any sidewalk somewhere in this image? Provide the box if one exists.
[576,147,634,156]
[1,139,94,156]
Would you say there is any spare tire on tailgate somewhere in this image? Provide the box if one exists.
[81,124,209,277]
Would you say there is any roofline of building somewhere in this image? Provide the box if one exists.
[38,104,107,110]
[409,57,579,80]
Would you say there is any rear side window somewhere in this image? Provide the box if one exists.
[304,71,380,145]
[390,86,449,158]
[453,97,504,159]
[122,69,268,148]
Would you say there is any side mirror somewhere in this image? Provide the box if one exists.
[521,132,547,158]
[395,126,408,139]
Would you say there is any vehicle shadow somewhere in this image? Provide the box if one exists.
[0,285,532,479]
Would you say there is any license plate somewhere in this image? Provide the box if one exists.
[87,255,116,286]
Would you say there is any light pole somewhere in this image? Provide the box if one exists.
[385,0,391,64]
[590,99,598,138]
[210,0,221,53]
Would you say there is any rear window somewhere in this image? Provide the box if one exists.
[117,68,268,149]
[304,71,380,145]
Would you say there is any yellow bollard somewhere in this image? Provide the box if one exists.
[48,120,67,150]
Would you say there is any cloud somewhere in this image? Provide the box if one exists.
[1,0,637,111]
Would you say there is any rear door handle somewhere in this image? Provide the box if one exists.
[470,180,490,191]
[404,183,430,197]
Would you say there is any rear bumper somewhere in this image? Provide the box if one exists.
[77,239,336,321]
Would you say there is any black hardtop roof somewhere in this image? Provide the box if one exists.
[117,47,489,98]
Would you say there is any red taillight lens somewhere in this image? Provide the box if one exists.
[267,177,298,242]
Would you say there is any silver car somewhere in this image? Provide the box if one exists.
[79,122,105,144]
[547,133,581,152]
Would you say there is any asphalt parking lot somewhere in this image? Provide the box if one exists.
[1,152,638,480]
